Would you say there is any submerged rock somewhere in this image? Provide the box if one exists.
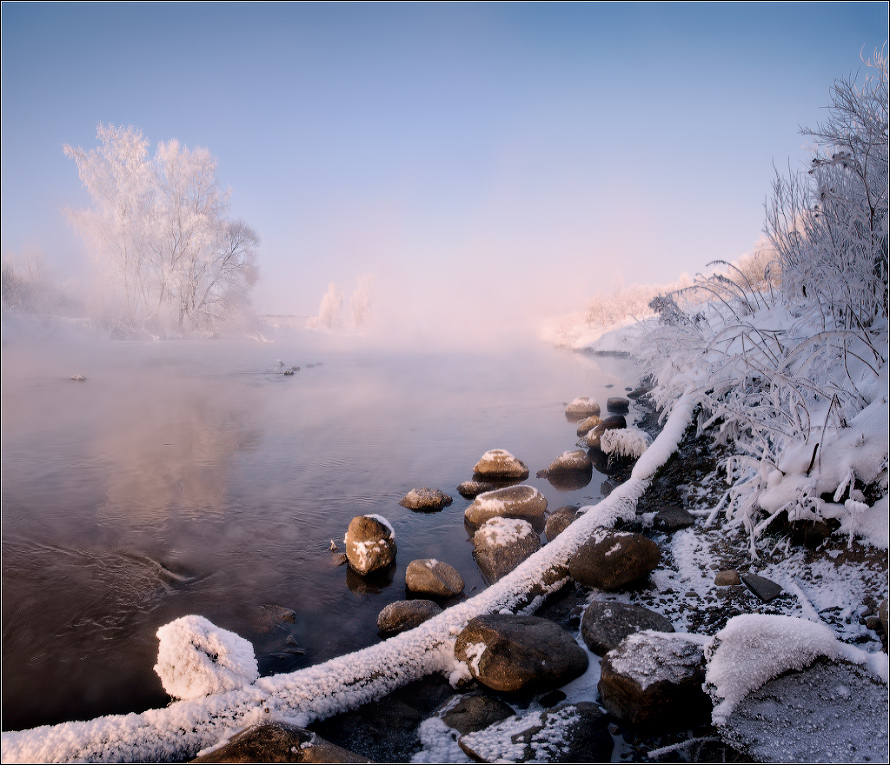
[568,529,659,591]
[344,515,396,576]
[465,484,548,529]
[473,517,541,584]
[398,488,453,511]
[565,397,601,421]
[580,601,674,655]
[458,702,612,763]
[192,721,370,762]
[473,449,530,480]
[376,599,441,635]
[454,614,588,693]
[405,558,464,598]
[598,631,711,730]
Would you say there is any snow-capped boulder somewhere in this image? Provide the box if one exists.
[454,614,588,693]
[439,693,516,736]
[543,449,593,474]
[607,396,630,413]
[583,415,627,449]
[598,631,711,730]
[580,601,674,656]
[405,558,465,598]
[565,397,601,420]
[472,449,530,480]
[398,487,453,511]
[472,517,541,583]
[154,615,258,701]
[544,505,580,541]
[376,599,442,635]
[465,484,548,529]
[192,722,369,763]
[568,528,660,591]
[458,702,612,763]
[575,414,602,436]
[344,515,396,575]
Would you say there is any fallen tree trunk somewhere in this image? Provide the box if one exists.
[2,396,695,764]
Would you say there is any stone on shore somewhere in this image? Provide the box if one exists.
[598,631,711,730]
[473,517,541,584]
[465,484,548,529]
[398,488,453,511]
[565,397,601,420]
[740,572,784,602]
[714,569,741,586]
[192,721,370,762]
[568,529,660,591]
[473,449,530,480]
[583,415,627,449]
[376,599,442,635]
[580,601,674,655]
[653,505,696,532]
[544,506,580,541]
[454,614,588,693]
[575,414,603,436]
[405,558,464,598]
[344,515,396,575]
[458,702,612,763]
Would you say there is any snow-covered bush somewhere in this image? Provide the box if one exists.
[599,427,652,459]
[639,51,889,557]
[154,615,259,700]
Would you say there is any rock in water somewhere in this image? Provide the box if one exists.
[405,558,465,598]
[607,396,630,413]
[454,614,588,693]
[398,487,453,511]
[568,529,659,591]
[472,517,541,584]
[473,449,530,480]
[583,415,627,449]
[376,600,441,634]
[565,397,601,420]
[580,601,674,655]
[464,484,548,529]
[576,414,603,436]
[344,515,396,575]
[544,506,580,541]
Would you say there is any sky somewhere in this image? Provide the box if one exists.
[1,2,887,344]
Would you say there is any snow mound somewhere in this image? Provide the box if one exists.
[600,427,651,458]
[154,615,259,700]
[705,614,889,725]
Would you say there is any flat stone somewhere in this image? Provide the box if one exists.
[192,721,370,762]
[376,599,441,634]
[653,506,696,532]
[715,569,741,586]
[740,572,784,602]
[398,488,453,511]
[465,484,548,529]
[454,614,588,693]
[580,601,674,655]
[405,558,464,598]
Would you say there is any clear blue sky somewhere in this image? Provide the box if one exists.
[2,2,887,340]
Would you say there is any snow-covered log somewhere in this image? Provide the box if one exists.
[1,397,696,764]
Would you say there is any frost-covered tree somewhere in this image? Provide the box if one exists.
[349,274,373,328]
[317,281,343,329]
[64,124,259,334]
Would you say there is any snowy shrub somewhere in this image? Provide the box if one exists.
[599,427,652,459]
[154,615,259,700]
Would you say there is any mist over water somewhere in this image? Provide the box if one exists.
[1,327,640,731]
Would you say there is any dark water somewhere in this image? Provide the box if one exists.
[1,334,638,731]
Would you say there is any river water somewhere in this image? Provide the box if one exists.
[1,332,638,732]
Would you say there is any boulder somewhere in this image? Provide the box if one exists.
[440,693,516,736]
[607,396,630,413]
[473,517,541,584]
[575,414,603,436]
[544,506,580,541]
[376,599,442,634]
[583,415,627,449]
[580,601,674,655]
[718,658,889,762]
[344,515,396,575]
[405,558,464,598]
[740,572,784,602]
[192,721,370,762]
[565,397,601,421]
[598,631,711,730]
[465,484,548,529]
[454,614,588,693]
[458,702,612,763]
[543,450,593,474]
[473,449,530,480]
[568,529,660,591]
[457,479,499,498]
[398,488,453,511]
[714,569,741,586]
[653,505,696,532]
